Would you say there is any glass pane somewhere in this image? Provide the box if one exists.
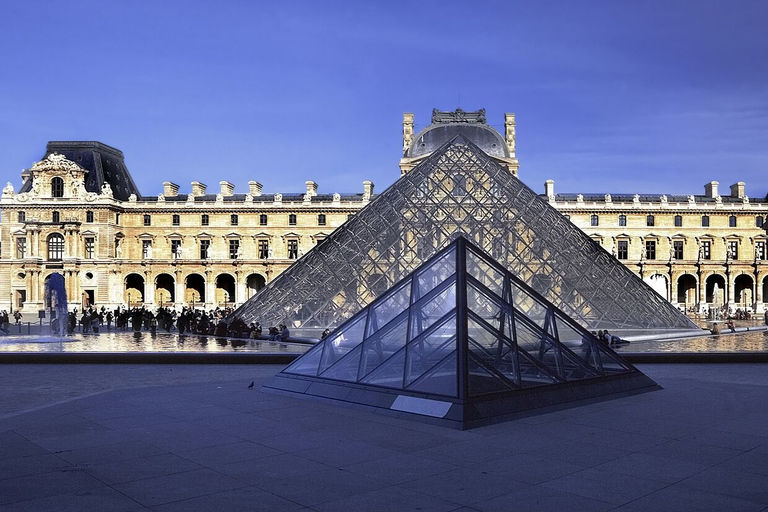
[467,249,504,297]
[360,348,406,389]
[320,345,363,382]
[467,284,505,329]
[318,312,367,373]
[510,282,548,329]
[514,318,561,377]
[406,316,456,385]
[516,349,559,387]
[283,342,324,376]
[407,351,458,397]
[410,281,456,337]
[468,355,516,396]
[596,345,633,373]
[359,314,408,379]
[367,280,411,337]
[415,249,456,300]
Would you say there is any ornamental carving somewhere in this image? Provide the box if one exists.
[2,182,14,196]
[30,153,84,173]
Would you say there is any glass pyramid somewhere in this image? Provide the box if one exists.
[234,136,696,334]
[263,237,660,429]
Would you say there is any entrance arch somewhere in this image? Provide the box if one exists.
[125,274,145,306]
[155,273,175,306]
[677,274,697,306]
[644,274,668,300]
[246,274,266,299]
[705,274,726,305]
[734,274,754,309]
[215,274,236,306]
[185,274,205,304]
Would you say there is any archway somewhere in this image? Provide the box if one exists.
[155,273,175,306]
[734,274,754,310]
[677,274,697,306]
[705,274,726,304]
[125,273,145,306]
[215,274,236,306]
[185,274,205,304]
[644,274,668,300]
[43,273,66,309]
[246,274,266,299]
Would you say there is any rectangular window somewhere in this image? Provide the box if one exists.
[757,216,765,228]
[756,241,766,260]
[646,215,655,227]
[86,211,94,223]
[230,214,238,226]
[701,241,711,260]
[318,214,326,226]
[172,214,180,226]
[142,240,152,259]
[18,211,26,223]
[171,239,182,259]
[674,215,682,227]
[200,239,210,259]
[115,213,120,224]
[259,214,267,226]
[84,237,95,259]
[288,239,298,259]
[673,240,684,260]
[617,240,628,260]
[229,239,240,259]
[618,215,626,227]
[201,214,209,226]
[702,215,709,227]
[258,239,269,259]
[143,214,151,226]
[729,216,737,228]
[289,214,297,226]
[16,237,26,258]
[645,240,656,260]
[729,241,738,260]
[590,215,598,227]
[52,211,60,223]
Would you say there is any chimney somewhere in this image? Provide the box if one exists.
[704,181,719,199]
[305,181,318,197]
[729,182,745,199]
[219,181,234,197]
[363,180,374,198]
[544,179,555,198]
[403,113,414,153]
[191,181,207,196]
[505,113,516,155]
[248,180,263,196]
[163,181,179,197]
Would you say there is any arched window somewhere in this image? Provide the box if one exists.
[702,215,710,227]
[618,215,626,226]
[674,215,682,227]
[729,215,737,228]
[756,216,764,228]
[452,174,467,197]
[47,233,65,261]
[51,177,64,198]
[590,215,599,227]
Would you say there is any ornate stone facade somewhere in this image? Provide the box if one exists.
[0,148,372,313]
[2,111,766,316]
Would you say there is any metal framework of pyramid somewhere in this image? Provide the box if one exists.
[263,237,660,429]
[233,136,696,335]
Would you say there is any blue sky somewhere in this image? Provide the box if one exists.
[1,0,767,198]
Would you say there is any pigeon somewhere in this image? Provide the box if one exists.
[247,381,254,389]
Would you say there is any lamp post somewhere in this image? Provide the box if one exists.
[128,292,132,310]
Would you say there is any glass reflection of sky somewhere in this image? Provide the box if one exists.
[0,332,311,354]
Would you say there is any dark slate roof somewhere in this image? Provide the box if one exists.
[406,109,509,160]
[548,193,768,204]
[19,141,142,201]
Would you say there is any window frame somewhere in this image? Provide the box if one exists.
[702,215,710,227]
[47,233,65,261]
[16,237,26,259]
[172,214,180,226]
[51,177,64,198]
[199,239,211,260]
[590,214,599,227]
[646,214,655,227]
[729,215,737,228]
[86,210,94,223]
[201,214,209,226]
[674,215,682,227]
[143,214,151,226]
[673,240,684,260]
[52,211,60,223]
[229,238,240,259]
[287,239,299,259]
[259,214,268,226]
[618,215,626,227]
[318,214,326,226]
[617,240,628,260]
[84,237,95,259]
[258,239,269,259]
[288,214,297,226]
[645,240,656,260]
[230,214,239,226]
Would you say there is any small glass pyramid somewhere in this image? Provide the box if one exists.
[264,237,659,429]
[234,137,696,335]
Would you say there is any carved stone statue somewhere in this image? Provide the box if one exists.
[2,182,14,196]
[101,182,113,198]
[660,194,667,202]
[244,193,253,203]
[333,192,341,203]
[576,194,584,202]
[128,193,137,202]
[215,193,224,203]
[698,245,704,261]
[71,179,84,198]
[633,194,640,203]
[604,194,611,202]
[274,193,282,203]
[157,194,165,202]
[268,247,274,259]
[31,179,41,196]
[175,244,182,259]
[303,192,312,203]
[115,240,123,258]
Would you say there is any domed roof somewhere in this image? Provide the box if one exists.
[405,109,509,159]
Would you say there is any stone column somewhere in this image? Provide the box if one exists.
[669,271,677,306]
[205,270,215,308]
[698,272,707,312]
[144,272,155,306]
[174,269,183,307]
[235,271,246,307]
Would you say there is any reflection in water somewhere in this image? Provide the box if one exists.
[624,329,768,353]
[0,331,310,354]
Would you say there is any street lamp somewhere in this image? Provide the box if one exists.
[128,292,132,310]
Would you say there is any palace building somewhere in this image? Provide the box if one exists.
[1,110,766,315]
